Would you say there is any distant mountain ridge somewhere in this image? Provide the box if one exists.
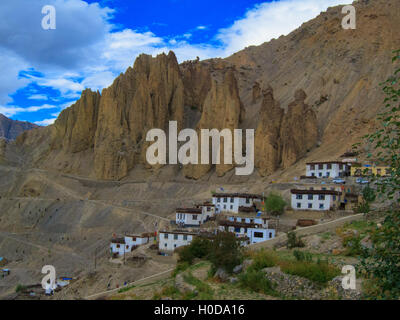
[0,113,38,140]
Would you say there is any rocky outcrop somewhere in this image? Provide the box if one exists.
[51,89,100,153]
[280,89,318,169]
[255,87,318,176]
[0,113,38,140]
[94,52,185,180]
[255,86,284,176]
[183,69,243,179]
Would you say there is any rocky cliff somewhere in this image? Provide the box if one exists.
[0,113,38,140]
[15,0,400,180]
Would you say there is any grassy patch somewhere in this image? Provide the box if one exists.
[238,269,276,295]
[279,260,340,285]
[183,272,214,300]
[247,249,278,272]
[118,285,136,293]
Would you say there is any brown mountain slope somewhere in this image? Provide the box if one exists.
[14,0,400,180]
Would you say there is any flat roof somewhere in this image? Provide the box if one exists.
[290,189,342,196]
[213,193,263,199]
[159,230,198,236]
[306,161,346,165]
[218,220,263,229]
[176,208,202,214]
[111,238,125,244]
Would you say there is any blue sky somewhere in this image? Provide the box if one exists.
[0,0,350,125]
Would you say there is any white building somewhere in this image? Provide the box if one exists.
[226,215,269,228]
[196,203,216,221]
[306,161,349,178]
[218,220,275,245]
[290,189,342,211]
[212,193,262,214]
[125,233,155,247]
[110,238,129,257]
[158,230,197,252]
[110,233,155,257]
[175,208,205,227]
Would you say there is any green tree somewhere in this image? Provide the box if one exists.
[357,50,400,299]
[208,232,243,273]
[265,192,286,216]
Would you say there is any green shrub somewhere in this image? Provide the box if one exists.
[248,250,278,272]
[287,232,305,249]
[15,284,26,293]
[177,237,212,265]
[239,269,275,295]
[293,250,313,262]
[280,260,340,285]
[265,193,286,216]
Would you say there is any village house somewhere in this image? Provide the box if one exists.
[212,193,262,213]
[110,233,156,257]
[195,202,216,221]
[351,164,392,177]
[218,220,275,245]
[158,230,198,252]
[175,208,205,227]
[226,215,269,228]
[290,189,342,211]
[110,238,129,257]
[306,161,349,178]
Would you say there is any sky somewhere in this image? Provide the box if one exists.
[0,0,351,126]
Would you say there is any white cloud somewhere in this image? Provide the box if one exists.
[216,0,352,55]
[28,94,48,100]
[34,118,57,126]
[0,104,57,117]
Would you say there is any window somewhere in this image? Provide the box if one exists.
[333,196,336,201]
[193,215,198,220]
[310,164,315,170]
[164,243,167,247]
[254,232,264,238]
[326,172,330,177]
[308,203,312,209]
[327,164,332,169]
[311,173,315,177]
[319,204,324,209]
[319,172,322,177]
[223,205,226,210]
[319,195,325,200]
[269,232,273,238]
[318,164,323,170]
[308,194,313,200]
[246,198,250,204]
[174,234,178,240]
[230,205,233,210]
[297,203,301,208]
[183,235,187,241]
[116,244,120,248]
[174,244,177,248]
[322,187,327,190]
[230,198,234,203]
[217,198,220,203]
[164,234,169,239]
[126,245,129,249]
[223,197,227,203]
[296,194,303,200]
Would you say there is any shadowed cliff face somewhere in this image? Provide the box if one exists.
[14,0,400,180]
[0,114,38,141]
